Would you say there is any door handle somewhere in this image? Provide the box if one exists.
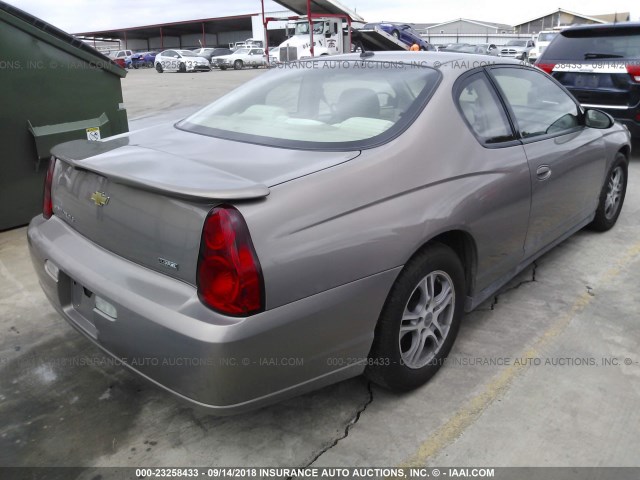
[536,165,552,181]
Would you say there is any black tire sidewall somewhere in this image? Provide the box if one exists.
[590,152,628,231]
[366,243,465,391]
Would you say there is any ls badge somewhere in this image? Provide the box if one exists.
[90,191,110,207]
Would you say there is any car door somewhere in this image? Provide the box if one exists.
[488,66,606,258]
[400,25,413,45]
[454,71,532,293]
[163,50,179,71]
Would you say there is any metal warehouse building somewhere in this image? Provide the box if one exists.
[74,10,293,52]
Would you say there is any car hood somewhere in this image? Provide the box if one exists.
[51,123,361,200]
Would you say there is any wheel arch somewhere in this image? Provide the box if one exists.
[407,230,478,299]
[618,144,631,162]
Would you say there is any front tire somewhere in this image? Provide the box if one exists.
[155,63,163,73]
[234,60,243,70]
[589,152,628,231]
[366,243,465,391]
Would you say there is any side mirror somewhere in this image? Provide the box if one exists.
[585,109,614,129]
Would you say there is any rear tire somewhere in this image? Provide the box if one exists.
[366,243,465,391]
[155,63,163,73]
[589,152,628,231]
[179,62,186,73]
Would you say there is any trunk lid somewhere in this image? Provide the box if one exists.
[50,123,360,285]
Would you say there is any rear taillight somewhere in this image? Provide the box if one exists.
[43,157,56,219]
[197,206,264,316]
[627,65,640,83]
[535,62,556,74]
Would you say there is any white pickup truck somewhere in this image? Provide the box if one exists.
[528,31,560,63]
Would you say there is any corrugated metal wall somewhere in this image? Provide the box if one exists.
[421,33,534,46]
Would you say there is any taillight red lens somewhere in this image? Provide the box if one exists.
[197,206,264,316]
[627,65,640,83]
[535,63,556,74]
[43,157,56,219]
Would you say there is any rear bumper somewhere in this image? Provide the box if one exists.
[28,215,399,415]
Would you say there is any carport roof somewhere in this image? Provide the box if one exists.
[73,14,256,41]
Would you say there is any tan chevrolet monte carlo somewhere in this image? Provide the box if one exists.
[28,52,631,414]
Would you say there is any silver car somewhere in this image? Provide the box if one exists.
[28,52,631,415]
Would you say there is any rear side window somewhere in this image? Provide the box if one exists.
[543,27,640,60]
[491,68,580,138]
[456,73,514,145]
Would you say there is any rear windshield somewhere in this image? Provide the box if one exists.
[177,60,441,150]
[543,26,640,60]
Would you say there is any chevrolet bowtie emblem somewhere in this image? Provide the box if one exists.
[90,191,110,207]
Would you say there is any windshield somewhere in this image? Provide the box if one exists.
[295,21,325,35]
[179,51,197,57]
[178,60,441,150]
[538,32,557,42]
[506,40,527,46]
[234,48,250,55]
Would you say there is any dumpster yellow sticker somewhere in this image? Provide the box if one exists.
[86,127,101,141]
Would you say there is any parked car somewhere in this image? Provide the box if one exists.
[214,48,267,70]
[438,43,473,52]
[528,30,559,63]
[499,39,535,61]
[267,46,280,65]
[363,22,431,50]
[111,57,126,69]
[131,51,157,68]
[230,39,264,51]
[29,52,630,414]
[155,50,211,73]
[109,49,133,69]
[453,44,499,56]
[192,47,233,62]
[535,22,640,138]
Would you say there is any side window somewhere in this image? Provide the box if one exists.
[456,73,515,145]
[491,68,580,139]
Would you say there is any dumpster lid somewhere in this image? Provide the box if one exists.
[0,1,126,78]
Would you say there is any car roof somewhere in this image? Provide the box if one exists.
[560,21,640,33]
[318,51,521,77]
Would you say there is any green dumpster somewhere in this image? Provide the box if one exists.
[0,1,128,230]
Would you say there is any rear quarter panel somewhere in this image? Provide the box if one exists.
[239,75,532,309]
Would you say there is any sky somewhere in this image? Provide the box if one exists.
[5,0,639,33]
